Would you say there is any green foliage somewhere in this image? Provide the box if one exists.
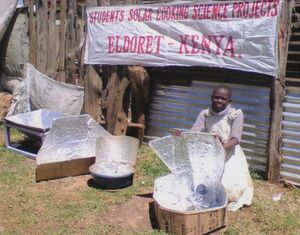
[249,169,263,180]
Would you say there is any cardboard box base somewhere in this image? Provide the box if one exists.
[154,200,227,235]
[36,157,95,182]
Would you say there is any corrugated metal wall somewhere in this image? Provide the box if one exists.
[280,1,300,186]
[281,87,300,185]
[145,69,272,174]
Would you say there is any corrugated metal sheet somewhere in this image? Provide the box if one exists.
[280,1,300,186]
[281,87,300,186]
[145,80,271,173]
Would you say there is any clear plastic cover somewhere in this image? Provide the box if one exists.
[149,132,225,181]
[3,109,67,132]
[89,162,134,177]
[153,173,227,212]
[95,136,139,166]
[150,132,226,211]
[36,114,110,165]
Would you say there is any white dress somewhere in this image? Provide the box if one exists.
[204,108,254,211]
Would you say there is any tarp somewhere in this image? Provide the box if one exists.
[85,0,283,76]
[0,0,17,42]
[7,63,84,116]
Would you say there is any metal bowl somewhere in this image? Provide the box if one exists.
[89,162,134,189]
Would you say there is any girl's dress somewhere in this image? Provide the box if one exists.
[192,106,254,211]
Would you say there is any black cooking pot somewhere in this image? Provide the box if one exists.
[89,163,134,189]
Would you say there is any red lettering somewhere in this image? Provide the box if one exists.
[130,36,138,53]
[254,1,260,18]
[191,35,200,54]
[260,0,267,17]
[123,36,130,52]
[179,35,189,54]
[146,36,153,54]
[223,36,235,58]
[108,36,115,53]
[115,36,122,53]
[213,35,225,55]
[154,36,164,54]
[137,36,146,54]
[271,0,278,16]
[232,3,238,18]
[201,36,211,54]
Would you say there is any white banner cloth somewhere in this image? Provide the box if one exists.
[85,0,282,76]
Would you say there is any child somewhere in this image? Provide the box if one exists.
[172,85,254,211]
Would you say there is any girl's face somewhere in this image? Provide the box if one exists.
[211,88,232,113]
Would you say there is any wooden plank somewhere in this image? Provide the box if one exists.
[47,0,57,79]
[65,0,77,84]
[57,0,67,82]
[36,0,48,74]
[28,0,37,65]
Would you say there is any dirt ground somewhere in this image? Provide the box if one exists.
[0,131,299,234]
[32,173,299,235]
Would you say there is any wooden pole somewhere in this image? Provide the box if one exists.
[47,0,57,79]
[267,79,284,183]
[57,0,67,83]
[266,1,292,183]
[28,0,37,66]
[83,0,102,120]
[65,0,77,84]
[36,0,48,74]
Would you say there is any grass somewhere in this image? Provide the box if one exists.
[0,126,299,234]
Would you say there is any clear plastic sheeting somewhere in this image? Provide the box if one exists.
[3,109,67,132]
[7,64,84,116]
[95,136,139,166]
[149,132,225,180]
[153,173,227,212]
[90,162,134,177]
[149,132,226,211]
[36,114,110,165]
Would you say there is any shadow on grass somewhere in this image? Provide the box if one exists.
[136,192,159,230]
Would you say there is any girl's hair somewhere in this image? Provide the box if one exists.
[213,85,232,98]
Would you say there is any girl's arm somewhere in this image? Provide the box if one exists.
[223,137,239,150]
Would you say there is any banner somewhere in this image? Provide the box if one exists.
[85,0,282,76]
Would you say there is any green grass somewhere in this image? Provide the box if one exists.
[0,126,299,234]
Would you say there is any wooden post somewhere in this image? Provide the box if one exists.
[84,65,102,121]
[76,3,85,86]
[266,1,292,183]
[128,66,150,142]
[103,66,130,135]
[267,79,284,183]
[65,0,77,84]
[57,0,67,83]
[83,0,102,120]
[47,0,57,79]
[28,0,37,66]
[36,0,48,74]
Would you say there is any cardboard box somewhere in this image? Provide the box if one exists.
[154,200,227,235]
[36,157,95,182]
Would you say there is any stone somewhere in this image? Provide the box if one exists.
[0,91,12,120]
